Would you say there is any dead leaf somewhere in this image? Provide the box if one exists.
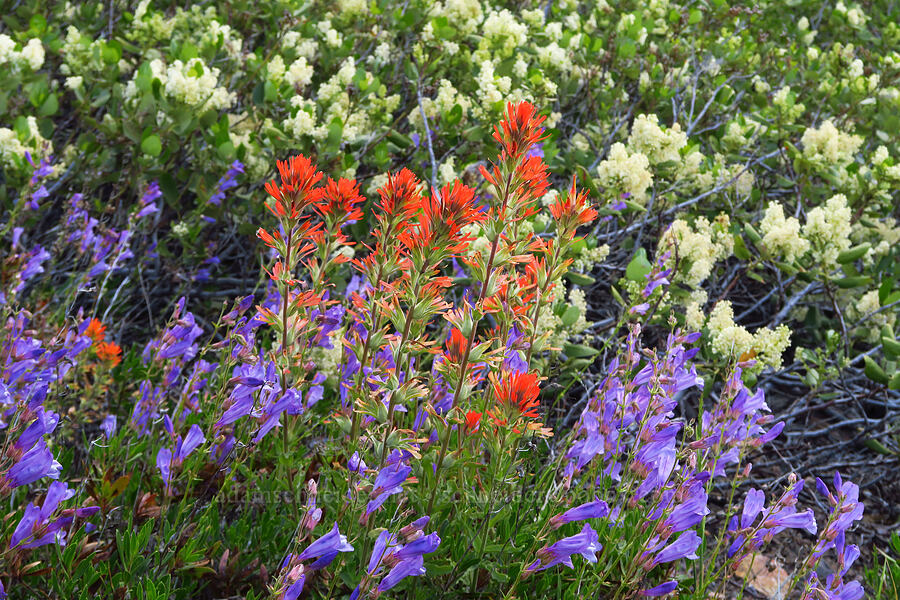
[734,553,790,599]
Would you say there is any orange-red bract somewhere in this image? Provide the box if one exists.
[96,341,122,365]
[399,180,486,255]
[491,370,541,420]
[85,318,106,343]
[493,101,548,159]
[443,328,468,365]
[464,411,482,433]
[265,154,324,219]
[549,176,597,237]
[314,177,365,225]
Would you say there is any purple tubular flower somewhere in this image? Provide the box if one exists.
[156,447,173,484]
[529,523,602,572]
[296,522,353,568]
[6,441,62,488]
[9,481,82,549]
[645,530,701,569]
[283,575,305,600]
[13,408,59,455]
[391,533,441,561]
[101,415,117,440]
[549,499,609,529]
[175,424,205,460]
[378,556,425,592]
[367,530,398,574]
[640,581,678,597]
[366,462,412,516]
[208,161,244,205]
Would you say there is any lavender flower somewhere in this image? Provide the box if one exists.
[136,181,161,219]
[642,530,701,569]
[640,581,678,597]
[365,461,412,517]
[549,498,609,529]
[8,481,98,550]
[296,522,354,570]
[209,160,244,205]
[527,523,602,572]
[4,441,62,489]
[101,415,117,440]
[157,424,205,487]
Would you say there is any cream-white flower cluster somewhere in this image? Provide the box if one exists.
[0,117,52,171]
[706,301,792,370]
[800,119,863,167]
[595,143,653,204]
[125,58,235,112]
[0,34,44,72]
[658,215,734,287]
[165,59,235,111]
[802,194,853,266]
[760,202,810,263]
[627,114,687,165]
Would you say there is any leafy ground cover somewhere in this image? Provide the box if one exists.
[1,0,899,598]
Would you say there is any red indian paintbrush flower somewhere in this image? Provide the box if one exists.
[443,328,468,365]
[85,318,106,343]
[491,370,541,420]
[464,411,482,433]
[399,180,485,256]
[264,154,324,219]
[375,168,422,230]
[549,176,597,238]
[314,177,365,227]
[493,101,548,159]
[96,341,122,365]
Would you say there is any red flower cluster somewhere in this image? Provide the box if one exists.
[85,318,121,366]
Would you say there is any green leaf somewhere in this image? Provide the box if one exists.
[561,305,580,328]
[38,93,58,117]
[688,8,702,24]
[566,270,595,286]
[836,243,871,264]
[102,40,123,64]
[863,356,889,385]
[625,248,652,282]
[29,14,48,34]
[179,42,199,61]
[733,234,752,260]
[617,39,637,59]
[890,372,900,391]
[744,224,762,244]
[217,140,235,160]
[878,277,895,305]
[834,276,873,289]
[324,117,343,154]
[141,134,162,157]
[882,336,900,359]
[445,103,463,126]
[563,344,599,359]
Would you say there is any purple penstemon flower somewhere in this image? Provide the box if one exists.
[526,523,602,572]
[296,522,354,570]
[639,581,678,597]
[136,181,161,218]
[157,424,205,487]
[641,530,701,569]
[807,472,864,565]
[8,481,99,550]
[549,498,609,529]
[101,415,117,440]
[3,440,63,490]
[374,531,441,593]
[208,160,244,205]
[365,461,412,517]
